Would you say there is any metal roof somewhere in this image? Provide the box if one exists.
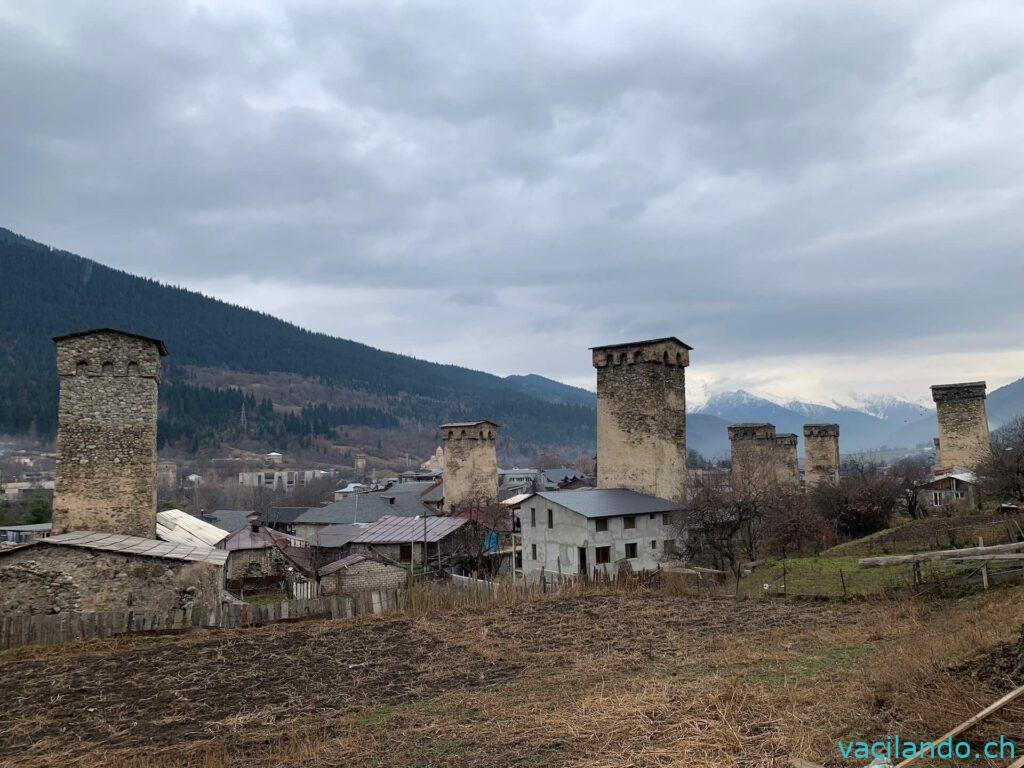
[156,509,228,547]
[41,532,228,565]
[297,491,430,525]
[266,506,309,524]
[501,493,533,508]
[203,509,256,533]
[0,523,53,532]
[589,336,693,351]
[353,514,468,544]
[52,328,169,356]
[524,489,682,519]
[440,420,500,428]
[307,523,367,547]
[318,554,369,576]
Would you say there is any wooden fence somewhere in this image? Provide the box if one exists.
[0,589,405,651]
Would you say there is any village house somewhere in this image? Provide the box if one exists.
[516,489,680,581]
[348,514,473,570]
[317,554,408,596]
[918,470,981,512]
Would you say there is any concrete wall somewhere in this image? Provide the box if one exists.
[441,423,499,511]
[52,331,163,537]
[321,560,408,595]
[518,498,671,580]
[932,382,991,470]
[803,424,840,491]
[592,339,689,503]
[0,545,222,615]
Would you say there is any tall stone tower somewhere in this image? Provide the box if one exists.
[52,329,167,537]
[728,423,778,491]
[774,433,800,489]
[931,382,991,471]
[803,424,840,491]
[591,337,691,503]
[441,421,499,511]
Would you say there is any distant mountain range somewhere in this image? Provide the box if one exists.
[694,382,1024,455]
[2,225,1022,463]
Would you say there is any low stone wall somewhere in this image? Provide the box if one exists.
[0,545,222,616]
[321,559,408,595]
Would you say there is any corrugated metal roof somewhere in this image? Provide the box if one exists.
[525,489,681,519]
[318,554,368,576]
[43,532,228,565]
[203,509,256,533]
[156,509,228,547]
[0,523,53,532]
[353,514,468,544]
[440,420,500,428]
[501,493,533,507]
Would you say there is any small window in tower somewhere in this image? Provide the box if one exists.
[531,543,537,560]
[651,540,657,549]
[76,360,89,376]
[101,361,114,376]
[530,508,536,527]
[547,509,553,528]
[127,361,140,376]
[625,542,638,559]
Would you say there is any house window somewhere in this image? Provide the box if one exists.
[623,516,636,530]
[663,513,674,526]
[595,518,608,532]
[625,542,638,559]
[531,543,537,560]
[547,509,553,529]
[651,540,657,549]
[954,491,965,500]
[932,491,943,507]
[530,508,536,527]
[399,544,412,562]
[649,513,657,521]
[595,546,611,564]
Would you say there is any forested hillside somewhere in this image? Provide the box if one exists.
[0,227,595,456]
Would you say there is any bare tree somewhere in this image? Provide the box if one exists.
[978,416,1024,504]
[809,461,899,539]
[889,454,934,520]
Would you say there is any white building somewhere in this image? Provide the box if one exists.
[238,468,335,493]
[516,489,681,582]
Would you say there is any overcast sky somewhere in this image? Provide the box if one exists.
[3,1,1024,405]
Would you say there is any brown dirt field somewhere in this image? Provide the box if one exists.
[2,588,1023,768]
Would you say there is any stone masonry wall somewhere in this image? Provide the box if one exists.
[932,382,991,471]
[803,424,840,491]
[592,339,689,504]
[0,545,222,615]
[774,434,800,490]
[442,423,499,511]
[728,423,778,492]
[53,331,163,537]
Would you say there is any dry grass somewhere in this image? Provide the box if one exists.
[1,585,1023,768]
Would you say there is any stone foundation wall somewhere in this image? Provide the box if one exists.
[932,383,991,470]
[592,339,689,503]
[52,331,164,537]
[0,545,222,616]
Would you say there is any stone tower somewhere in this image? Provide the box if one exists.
[803,424,840,491]
[52,329,167,537]
[728,423,778,491]
[441,421,499,511]
[931,382,991,471]
[774,433,800,489]
[591,337,691,503]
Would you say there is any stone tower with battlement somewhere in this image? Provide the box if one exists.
[931,382,991,471]
[728,423,778,491]
[592,337,691,503]
[441,421,499,511]
[774,433,800,489]
[52,329,167,537]
[803,424,840,491]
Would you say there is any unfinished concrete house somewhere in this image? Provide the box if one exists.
[931,382,991,471]
[803,424,840,490]
[441,420,499,511]
[592,337,690,504]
